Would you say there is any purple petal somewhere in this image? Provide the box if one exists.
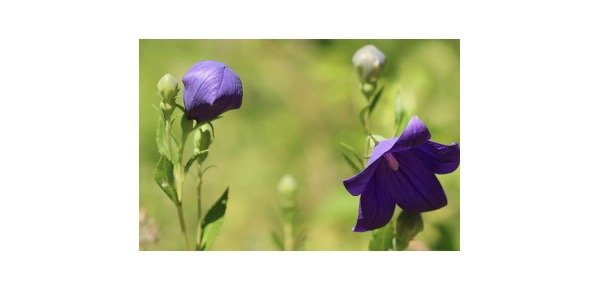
[343,162,380,196]
[413,141,460,174]
[353,174,396,232]
[182,61,243,123]
[216,65,243,110]
[367,137,398,166]
[385,151,447,212]
[391,115,431,151]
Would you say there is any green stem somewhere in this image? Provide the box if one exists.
[283,221,293,251]
[363,111,372,136]
[196,168,203,222]
[176,203,190,250]
[165,118,189,250]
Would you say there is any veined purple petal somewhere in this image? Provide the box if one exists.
[183,61,243,123]
[353,174,396,232]
[387,151,447,212]
[367,137,398,166]
[390,115,431,151]
[343,162,380,196]
[413,141,460,174]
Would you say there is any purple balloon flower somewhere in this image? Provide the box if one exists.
[182,61,243,123]
[343,116,460,232]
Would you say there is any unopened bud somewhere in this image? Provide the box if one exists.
[157,73,179,102]
[277,174,298,208]
[352,44,386,84]
[193,124,213,164]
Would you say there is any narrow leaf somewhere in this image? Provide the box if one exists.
[156,118,180,162]
[184,150,209,174]
[395,211,424,250]
[197,188,229,250]
[271,232,285,250]
[394,91,403,125]
[369,222,395,251]
[341,152,361,174]
[153,155,178,205]
[340,142,363,168]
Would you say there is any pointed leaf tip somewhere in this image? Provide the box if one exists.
[197,187,229,250]
[153,155,178,204]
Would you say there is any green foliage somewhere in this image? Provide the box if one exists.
[341,152,361,174]
[184,150,209,174]
[369,222,395,251]
[271,232,284,250]
[395,211,424,250]
[430,223,457,251]
[197,188,229,250]
[340,142,364,168]
[155,118,179,163]
[153,155,178,205]
[394,92,408,136]
[140,40,460,250]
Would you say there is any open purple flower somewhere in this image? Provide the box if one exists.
[343,116,460,232]
[182,61,243,123]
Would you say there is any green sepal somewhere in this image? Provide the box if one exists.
[395,211,424,250]
[153,155,178,205]
[194,117,220,132]
[184,150,209,174]
[196,187,229,250]
[369,221,395,251]
[180,114,195,144]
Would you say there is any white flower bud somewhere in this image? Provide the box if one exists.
[352,44,386,84]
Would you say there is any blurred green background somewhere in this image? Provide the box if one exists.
[139,39,460,250]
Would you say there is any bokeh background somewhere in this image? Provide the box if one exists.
[139,39,460,250]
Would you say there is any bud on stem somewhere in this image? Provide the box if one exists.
[352,44,386,85]
[193,123,214,164]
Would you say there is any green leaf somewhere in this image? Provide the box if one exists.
[395,211,424,250]
[393,112,408,137]
[369,222,395,251]
[340,142,363,168]
[197,187,229,250]
[156,118,180,162]
[184,150,209,174]
[153,155,178,205]
[368,86,384,114]
[394,91,403,124]
[271,232,285,250]
[341,152,361,174]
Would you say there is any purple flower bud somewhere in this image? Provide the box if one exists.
[182,61,243,123]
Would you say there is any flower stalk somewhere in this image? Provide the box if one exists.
[152,61,241,251]
[343,44,459,250]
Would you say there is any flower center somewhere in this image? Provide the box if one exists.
[383,153,400,171]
